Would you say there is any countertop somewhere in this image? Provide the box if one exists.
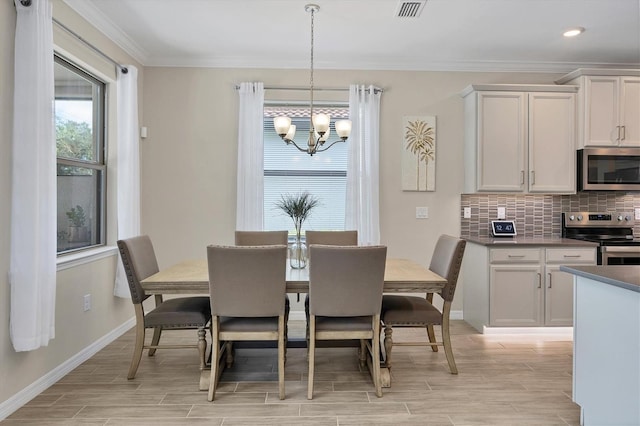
[464,237,600,247]
[560,265,640,293]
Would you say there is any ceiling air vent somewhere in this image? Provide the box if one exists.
[395,1,426,18]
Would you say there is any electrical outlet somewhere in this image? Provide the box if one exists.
[83,294,91,312]
[463,207,471,219]
[635,208,640,220]
[416,207,428,219]
[497,207,506,219]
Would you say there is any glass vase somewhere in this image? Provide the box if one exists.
[289,232,307,269]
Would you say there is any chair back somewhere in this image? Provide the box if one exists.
[305,230,358,246]
[235,230,288,246]
[207,245,287,317]
[429,235,466,302]
[117,235,160,304]
[308,245,387,317]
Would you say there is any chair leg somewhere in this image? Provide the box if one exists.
[372,316,382,397]
[208,320,220,401]
[427,325,438,352]
[197,327,207,371]
[128,322,145,380]
[383,325,393,369]
[278,316,286,400]
[225,341,234,368]
[148,327,162,356]
[359,340,367,368]
[307,315,316,400]
[442,316,457,374]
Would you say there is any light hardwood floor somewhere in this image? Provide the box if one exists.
[2,320,580,425]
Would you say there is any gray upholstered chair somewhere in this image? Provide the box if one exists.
[235,230,288,246]
[117,235,211,380]
[305,230,358,246]
[206,245,287,401]
[307,245,387,399]
[235,230,290,363]
[304,230,358,338]
[381,234,466,374]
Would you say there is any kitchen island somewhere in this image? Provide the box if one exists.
[560,265,640,426]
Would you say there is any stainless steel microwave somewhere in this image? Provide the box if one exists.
[577,148,640,191]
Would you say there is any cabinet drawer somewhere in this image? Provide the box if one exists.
[490,248,541,263]
[546,248,596,264]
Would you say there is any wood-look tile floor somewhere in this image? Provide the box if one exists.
[2,321,580,425]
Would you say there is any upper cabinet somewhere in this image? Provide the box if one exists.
[461,84,577,194]
[556,69,640,148]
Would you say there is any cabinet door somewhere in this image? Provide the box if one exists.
[585,76,619,146]
[545,266,574,326]
[620,77,640,147]
[528,92,576,193]
[490,265,543,326]
[476,92,526,191]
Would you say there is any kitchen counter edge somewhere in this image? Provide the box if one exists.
[463,237,600,247]
[559,265,640,293]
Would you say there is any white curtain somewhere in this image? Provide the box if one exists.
[114,66,141,298]
[236,82,265,231]
[346,84,381,245]
[10,0,56,352]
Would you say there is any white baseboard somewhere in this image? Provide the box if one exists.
[0,317,135,421]
[482,326,573,337]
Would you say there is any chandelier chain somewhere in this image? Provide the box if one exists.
[310,6,315,119]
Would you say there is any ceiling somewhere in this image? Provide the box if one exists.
[63,0,640,72]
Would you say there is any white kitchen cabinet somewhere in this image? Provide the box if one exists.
[463,242,597,331]
[556,69,640,147]
[462,85,577,194]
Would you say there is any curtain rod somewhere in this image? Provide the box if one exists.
[51,17,128,74]
[235,85,383,94]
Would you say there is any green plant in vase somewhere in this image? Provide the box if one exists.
[275,192,319,269]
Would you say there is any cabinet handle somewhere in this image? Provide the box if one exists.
[563,254,581,258]
[537,273,542,289]
[508,255,526,258]
[617,125,621,141]
[520,170,525,185]
[548,272,552,288]
[530,170,535,185]
[621,125,626,140]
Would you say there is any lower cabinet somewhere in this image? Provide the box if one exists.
[463,243,596,331]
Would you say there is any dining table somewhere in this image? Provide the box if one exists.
[141,257,447,389]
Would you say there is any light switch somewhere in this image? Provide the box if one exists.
[416,207,428,219]
[463,207,471,219]
[497,207,506,219]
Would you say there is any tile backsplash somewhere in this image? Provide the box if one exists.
[461,192,640,238]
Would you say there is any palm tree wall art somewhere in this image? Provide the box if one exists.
[402,116,436,191]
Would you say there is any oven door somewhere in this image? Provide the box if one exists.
[601,246,640,265]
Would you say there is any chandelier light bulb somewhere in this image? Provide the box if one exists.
[563,27,585,37]
[335,120,352,139]
[274,116,292,136]
[312,113,330,134]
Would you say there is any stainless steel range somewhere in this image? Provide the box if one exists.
[562,212,640,265]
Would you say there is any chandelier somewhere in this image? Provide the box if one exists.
[273,4,352,156]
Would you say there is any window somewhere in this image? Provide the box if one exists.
[54,55,106,253]
[264,104,349,233]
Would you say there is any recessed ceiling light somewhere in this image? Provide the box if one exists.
[563,27,585,37]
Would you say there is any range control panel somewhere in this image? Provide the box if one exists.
[563,212,634,227]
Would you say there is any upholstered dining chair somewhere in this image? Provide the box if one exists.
[304,230,358,346]
[381,234,466,374]
[117,235,211,380]
[307,245,387,399]
[234,230,290,363]
[305,230,358,246]
[206,245,288,401]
